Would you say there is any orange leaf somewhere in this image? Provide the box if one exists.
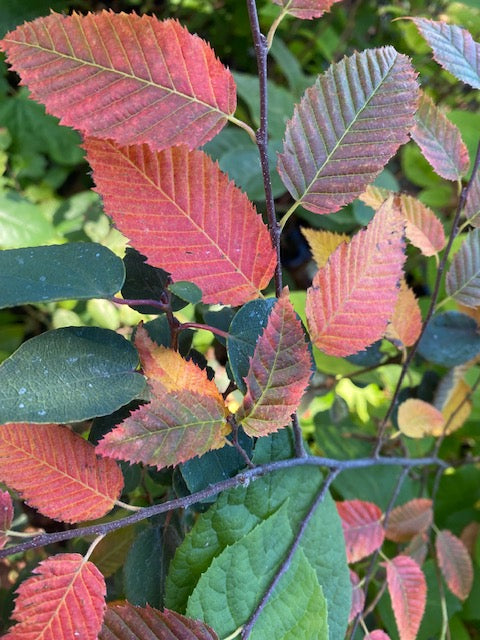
[434,370,472,435]
[0,423,123,523]
[235,289,312,437]
[385,279,422,348]
[100,603,219,639]
[401,194,446,257]
[306,197,405,357]
[385,499,433,543]
[135,325,223,403]
[336,500,385,563]
[4,554,106,640]
[96,379,229,469]
[359,185,390,210]
[348,570,365,623]
[436,529,473,600]
[0,490,13,549]
[1,13,235,151]
[272,0,342,20]
[85,140,276,306]
[301,228,349,268]
[385,555,426,640]
[460,521,480,556]
[397,398,445,438]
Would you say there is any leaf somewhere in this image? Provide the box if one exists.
[0,490,13,549]
[0,423,123,523]
[96,342,229,470]
[306,197,406,357]
[404,533,429,567]
[100,604,219,640]
[300,228,349,268]
[336,500,385,563]
[411,18,480,89]
[400,194,446,257]
[385,279,422,348]
[385,499,433,543]
[0,327,146,424]
[446,229,480,307]
[227,299,277,393]
[236,290,312,437]
[385,555,426,640]
[0,192,54,249]
[85,139,276,306]
[271,0,342,20]
[277,47,418,214]
[417,311,480,366]
[165,463,351,640]
[0,243,125,309]
[4,554,106,640]
[359,184,390,210]
[464,168,480,226]
[397,398,445,439]
[365,632,391,640]
[349,570,365,623]
[410,92,469,180]
[434,369,472,435]
[436,529,473,600]
[1,12,236,150]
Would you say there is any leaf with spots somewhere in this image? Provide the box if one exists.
[85,139,276,306]
[4,554,106,640]
[0,423,123,523]
[0,12,236,150]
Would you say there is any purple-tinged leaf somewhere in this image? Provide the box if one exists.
[411,18,480,89]
[277,47,418,214]
[411,92,469,180]
[446,229,480,307]
[465,168,480,226]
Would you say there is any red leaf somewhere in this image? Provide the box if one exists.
[385,279,422,348]
[348,570,365,623]
[385,555,426,640]
[336,500,385,563]
[306,197,405,357]
[436,529,473,600]
[85,139,276,306]
[0,12,235,150]
[0,423,123,523]
[277,48,418,214]
[4,554,106,640]
[411,19,480,90]
[385,499,433,543]
[0,490,13,549]
[365,632,391,640]
[100,603,219,639]
[272,0,342,20]
[236,289,312,437]
[96,380,229,469]
[411,92,469,181]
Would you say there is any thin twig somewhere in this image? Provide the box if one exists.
[241,470,340,638]
[111,296,169,312]
[179,321,230,341]
[0,455,446,559]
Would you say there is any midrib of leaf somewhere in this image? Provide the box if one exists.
[299,52,398,205]
[46,557,90,633]
[5,39,227,119]
[115,143,260,289]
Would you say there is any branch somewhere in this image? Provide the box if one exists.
[0,454,447,559]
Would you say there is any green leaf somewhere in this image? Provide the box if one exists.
[0,243,125,309]
[445,229,480,307]
[165,465,351,640]
[141,316,193,358]
[0,192,54,249]
[168,282,202,305]
[227,298,276,393]
[0,327,145,423]
[417,311,480,367]
[124,521,182,609]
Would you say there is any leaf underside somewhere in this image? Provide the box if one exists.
[236,290,312,437]
[277,47,418,214]
[446,229,480,307]
[306,198,406,357]
[411,18,480,90]
[0,12,236,150]
[410,92,469,181]
[436,529,473,601]
[385,555,426,640]
[272,0,342,20]
[337,500,385,563]
[0,423,123,523]
[385,499,433,543]
[85,139,276,306]
[5,554,106,640]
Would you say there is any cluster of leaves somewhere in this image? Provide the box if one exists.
[0,0,480,639]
